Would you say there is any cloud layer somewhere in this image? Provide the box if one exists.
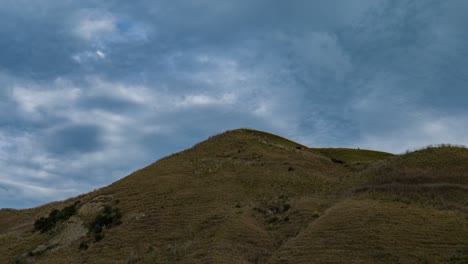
[1,0,468,208]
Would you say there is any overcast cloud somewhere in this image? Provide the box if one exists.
[1,0,468,208]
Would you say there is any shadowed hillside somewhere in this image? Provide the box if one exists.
[1,129,467,263]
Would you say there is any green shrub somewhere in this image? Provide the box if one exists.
[60,203,78,219]
[267,216,280,224]
[312,211,320,218]
[89,205,122,241]
[34,202,79,233]
[34,216,55,233]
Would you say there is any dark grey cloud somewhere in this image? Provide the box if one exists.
[1,0,468,208]
[44,125,103,155]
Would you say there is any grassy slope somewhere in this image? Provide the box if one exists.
[1,129,467,263]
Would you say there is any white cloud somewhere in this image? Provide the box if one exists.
[72,50,106,63]
[75,17,116,40]
[0,130,78,206]
[0,177,77,201]
[357,114,468,153]
[12,82,81,115]
[72,10,151,44]
[188,55,250,88]
[96,50,106,58]
[79,77,152,105]
[0,50,305,207]
[177,93,237,107]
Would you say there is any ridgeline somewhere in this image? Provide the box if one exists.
[1,129,467,263]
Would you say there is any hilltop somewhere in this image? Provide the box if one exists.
[1,129,467,263]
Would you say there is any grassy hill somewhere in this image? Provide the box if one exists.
[1,129,467,263]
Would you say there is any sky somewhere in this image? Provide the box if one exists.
[1,0,468,208]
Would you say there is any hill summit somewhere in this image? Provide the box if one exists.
[1,129,467,263]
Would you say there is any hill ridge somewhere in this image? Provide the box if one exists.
[1,129,467,263]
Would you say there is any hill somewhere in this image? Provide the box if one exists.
[1,129,467,263]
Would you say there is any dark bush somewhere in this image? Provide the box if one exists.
[79,241,88,250]
[267,216,280,224]
[60,204,77,219]
[34,203,79,233]
[94,232,104,242]
[89,205,122,241]
[34,216,55,233]
[331,158,345,164]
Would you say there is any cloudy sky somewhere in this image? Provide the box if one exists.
[1,0,468,208]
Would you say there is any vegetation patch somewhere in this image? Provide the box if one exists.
[449,249,468,264]
[78,241,89,250]
[126,252,143,264]
[312,211,320,218]
[89,205,122,241]
[254,203,290,216]
[34,201,80,233]
[331,158,345,164]
[254,195,291,225]
[166,240,193,262]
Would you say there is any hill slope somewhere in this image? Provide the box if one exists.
[1,129,467,263]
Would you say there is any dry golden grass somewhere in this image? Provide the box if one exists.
[268,198,468,264]
[1,129,467,263]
